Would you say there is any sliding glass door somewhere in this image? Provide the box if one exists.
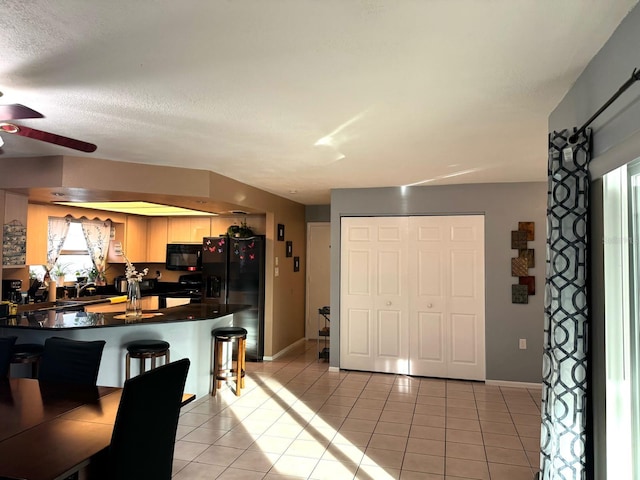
[603,162,640,479]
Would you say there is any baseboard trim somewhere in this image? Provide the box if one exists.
[328,366,340,373]
[262,337,307,361]
[486,379,542,389]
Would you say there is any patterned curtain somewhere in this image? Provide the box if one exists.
[540,129,591,479]
[80,219,111,283]
[47,216,71,273]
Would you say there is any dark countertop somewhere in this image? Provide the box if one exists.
[0,303,248,330]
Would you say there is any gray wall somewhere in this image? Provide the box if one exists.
[330,182,547,383]
[549,4,640,479]
[306,205,330,223]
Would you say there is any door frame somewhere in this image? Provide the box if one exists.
[305,222,331,339]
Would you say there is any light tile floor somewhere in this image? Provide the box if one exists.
[173,341,541,479]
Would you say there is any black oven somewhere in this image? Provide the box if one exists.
[166,244,202,271]
[158,274,203,308]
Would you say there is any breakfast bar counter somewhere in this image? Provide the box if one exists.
[0,303,249,398]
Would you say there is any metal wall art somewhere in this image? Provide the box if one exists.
[511,221,535,304]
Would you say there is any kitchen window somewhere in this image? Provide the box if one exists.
[30,222,93,283]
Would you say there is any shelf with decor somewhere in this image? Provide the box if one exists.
[317,306,330,361]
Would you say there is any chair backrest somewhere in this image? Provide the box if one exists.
[0,336,17,377]
[109,358,190,480]
[38,337,106,385]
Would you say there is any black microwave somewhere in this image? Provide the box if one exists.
[166,243,202,271]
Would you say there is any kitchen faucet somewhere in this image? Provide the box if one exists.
[76,281,96,297]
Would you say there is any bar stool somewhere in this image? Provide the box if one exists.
[11,343,44,378]
[125,340,170,380]
[211,327,247,397]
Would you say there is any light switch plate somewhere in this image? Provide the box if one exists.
[519,338,527,350]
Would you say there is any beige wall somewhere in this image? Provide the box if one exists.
[0,156,307,358]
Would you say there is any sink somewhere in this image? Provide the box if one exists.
[57,295,117,305]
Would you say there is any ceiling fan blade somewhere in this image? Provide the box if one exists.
[0,104,44,120]
[0,123,97,153]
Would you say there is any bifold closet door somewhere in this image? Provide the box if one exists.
[340,217,409,374]
[340,215,485,380]
[408,215,485,380]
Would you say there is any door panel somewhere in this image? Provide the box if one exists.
[409,215,485,380]
[341,217,408,373]
[347,250,371,295]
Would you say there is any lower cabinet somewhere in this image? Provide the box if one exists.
[340,215,486,380]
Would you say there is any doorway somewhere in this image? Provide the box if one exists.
[305,222,331,339]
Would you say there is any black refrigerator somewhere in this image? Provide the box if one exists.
[202,235,265,361]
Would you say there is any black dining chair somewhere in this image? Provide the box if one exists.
[0,336,17,377]
[106,358,190,480]
[38,337,106,385]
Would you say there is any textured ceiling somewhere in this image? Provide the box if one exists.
[0,1,637,205]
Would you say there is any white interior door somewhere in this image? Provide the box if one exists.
[305,222,331,339]
[408,215,485,380]
[341,215,485,380]
[340,217,409,374]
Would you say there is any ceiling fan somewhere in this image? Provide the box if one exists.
[0,96,97,153]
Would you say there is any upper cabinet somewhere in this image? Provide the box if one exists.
[147,217,168,263]
[107,215,148,263]
[25,203,49,267]
[167,217,211,243]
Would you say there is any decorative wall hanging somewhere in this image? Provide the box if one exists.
[2,220,26,266]
[510,222,535,303]
[286,241,293,257]
[277,224,285,241]
[512,284,529,304]
[293,256,300,272]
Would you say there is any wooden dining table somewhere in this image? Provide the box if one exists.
[0,377,195,480]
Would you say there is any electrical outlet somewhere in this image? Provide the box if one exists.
[519,338,527,350]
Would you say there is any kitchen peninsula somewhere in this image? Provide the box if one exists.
[0,303,249,398]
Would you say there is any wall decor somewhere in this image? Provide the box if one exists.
[293,256,300,272]
[512,284,529,304]
[511,257,528,277]
[2,220,27,266]
[518,221,535,241]
[519,276,535,295]
[520,248,535,268]
[286,241,293,257]
[511,221,535,303]
[511,230,528,249]
[277,224,285,241]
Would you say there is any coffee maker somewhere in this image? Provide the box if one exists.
[1,279,22,303]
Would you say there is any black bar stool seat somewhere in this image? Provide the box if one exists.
[125,340,170,379]
[211,327,247,397]
[11,343,44,378]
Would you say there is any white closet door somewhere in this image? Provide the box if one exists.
[340,217,409,374]
[409,215,485,380]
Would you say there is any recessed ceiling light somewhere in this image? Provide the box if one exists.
[289,189,298,194]
[54,201,218,217]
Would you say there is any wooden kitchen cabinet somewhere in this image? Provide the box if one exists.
[107,215,148,263]
[26,203,49,266]
[167,217,210,243]
[147,217,168,262]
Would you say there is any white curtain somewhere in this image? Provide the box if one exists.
[81,219,111,282]
[47,217,71,273]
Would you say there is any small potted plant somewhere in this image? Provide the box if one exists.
[51,262,70,285]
